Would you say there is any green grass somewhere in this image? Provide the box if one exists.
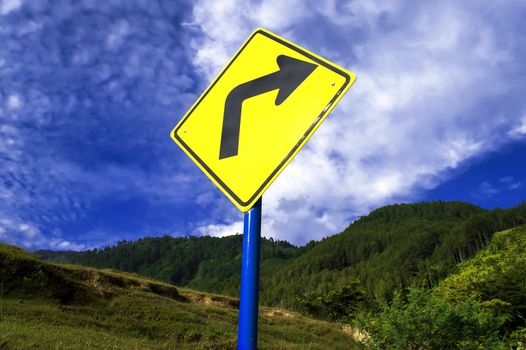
[0,243,356,349]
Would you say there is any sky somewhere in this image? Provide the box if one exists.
[0,0,525,250]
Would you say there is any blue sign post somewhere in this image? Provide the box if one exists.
[237,197,262,350]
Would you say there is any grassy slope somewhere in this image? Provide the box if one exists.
[0,243,356,349]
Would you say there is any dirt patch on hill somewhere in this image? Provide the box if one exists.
[263,309,294,318]
[182,292,239,309]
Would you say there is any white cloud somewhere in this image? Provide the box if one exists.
[195,221,243,238]
[51,239,87,251]
[509,182,522,190]
[106,19,130,49]
[7,94,22,109]
[0,0,22,15]
[472,177,523,199]
[188,0,526,244]
[500,177,523,191]
[477,182,499,198]
[0,213,89,251]
[0,215,41,247]
[509,116,526,137]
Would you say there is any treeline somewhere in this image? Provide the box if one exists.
[37,234,305,296]
[38,201,526,307]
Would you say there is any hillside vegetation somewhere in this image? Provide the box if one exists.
[357,225,526,349]
[437,225,526,330]
[38,201,526,309]
[32,200,526,348]
[37,234,305,299]
[0,243,356,349]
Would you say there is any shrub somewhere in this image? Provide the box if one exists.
[356,288,507,350]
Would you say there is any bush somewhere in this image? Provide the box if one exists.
[296,282,368,320]
[356,288,507,350]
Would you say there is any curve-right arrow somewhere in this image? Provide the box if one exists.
[219,55,317,160]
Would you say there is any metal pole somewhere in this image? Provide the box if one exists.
[237,197,262,350]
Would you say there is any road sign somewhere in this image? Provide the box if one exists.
[171,28,356,212]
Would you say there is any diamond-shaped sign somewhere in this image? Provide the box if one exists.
[171,28,356,212]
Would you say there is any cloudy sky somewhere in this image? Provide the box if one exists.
[1,0,525,250]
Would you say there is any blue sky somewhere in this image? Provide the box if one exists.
[0,0,525,250]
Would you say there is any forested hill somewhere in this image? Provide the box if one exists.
[37,201,526,309]
[37,234,308,292]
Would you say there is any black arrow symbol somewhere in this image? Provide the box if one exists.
[219,55,317,159]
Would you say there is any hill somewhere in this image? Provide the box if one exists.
[0,243,356,349]
[37,234,307,298]
[37,201,526,311]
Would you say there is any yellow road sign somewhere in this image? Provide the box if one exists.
[171,28,356,212]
